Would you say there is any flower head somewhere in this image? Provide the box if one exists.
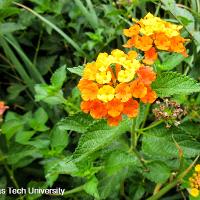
[78,49,157,126]
[123,13,189,65]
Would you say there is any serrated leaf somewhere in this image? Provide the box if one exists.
[50,65,66,88]
[73,119,131,161]
[152,72,200,97]
[67,65,83,76]
[144,161,171,184]
[15,131,36,144]
[142,126,200,159]
[57,113,94,134]
[84,176,99,199]
[105,151,140,175]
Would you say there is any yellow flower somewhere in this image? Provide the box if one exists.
[97,85,115,102]
[96,71,112,84]
[111,49,126,58]
[95,52,109,72]
[83,62,98,80]
[118,70,135,83]
[195,164,200,172]
[189,188,199,197]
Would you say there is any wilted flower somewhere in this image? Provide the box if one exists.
[78,49,157,126]
[123,13,189,64]
[152,99,187,127]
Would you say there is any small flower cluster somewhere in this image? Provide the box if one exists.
[123,13,188,65]
[188,164,200,197]
[78,49,157,126]
[153,99,187,128]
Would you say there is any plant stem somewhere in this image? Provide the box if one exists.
[139,120,164,132]
[147,155,199,200]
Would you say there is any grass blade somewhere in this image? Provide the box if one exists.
[13,2,85,56]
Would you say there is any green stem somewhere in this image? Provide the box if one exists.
[147,156,199,200]
[141,104,150,128]
[139,120,164,132]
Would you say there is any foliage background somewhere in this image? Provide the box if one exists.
[0,0,200,199]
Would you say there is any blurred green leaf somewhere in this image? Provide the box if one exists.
[84,176,99,199]
[67,65,84,76]
[50,65,66,88]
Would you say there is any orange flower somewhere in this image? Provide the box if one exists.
[77,79,99,101]
[90,100,107,119]
[123,99,139,117]
[0,101,9,116]
[106,98,124,117]
[107,115,122,126]
[170,36,188,56]
[130,79,147,98]
[153,33,171,50]
[141,86,157,103]
[127,50,138,60]
[123,24,140,37]
[108,64,121,83]
[135,35,153,51]
[137,66,156,85]
[81,101,93,113]
[143,47,158,65]
[123,37,137,48]
[115,83,132,102]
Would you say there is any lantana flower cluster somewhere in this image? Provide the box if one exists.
[188,164,200,197]
[78,49,156,126]
[123,13,188,65]
[77,13,188,126]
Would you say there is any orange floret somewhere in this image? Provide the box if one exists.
[135,35,153,51]
[115,83,132,102]
[77,79,99,101]
[107,115,122,126]
[106,98,124,117]
[123,99,139,117]
[90,100,107,119]
[143,47,158,65]
[141,86,157,103]
[81,101,93,113]
[153,33,171,50]
[127,50,138,60]
[123,24,140,37]
[130,79,147,98]
[123,36,138,48]
[170,36,188,56]
[137,66,156,85]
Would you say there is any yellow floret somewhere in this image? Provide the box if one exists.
[96,71,112,84]
[118,70,135,83]
[111,49,126,58]
[195,164,200,172]
[83,62,98,80]
[189,188,199,197]
[96,53,109,71]
[97,85,115,102]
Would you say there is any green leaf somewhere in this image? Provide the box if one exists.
[27,181,47,200]
[105,151,140,175]
[50,65,66,88]
[144,161,171,184]
[84,176,99,199]
[50,125,69,153]
[15,131,36,144]
[1,119,24,141]
[0,22,24,34]
[43,157,78,186]
[57,113,94,134]
[7,84,26,99]
[142,126,200,159]
[67,65,84,76]
[152,72,200,97]
[73,119,131,161]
